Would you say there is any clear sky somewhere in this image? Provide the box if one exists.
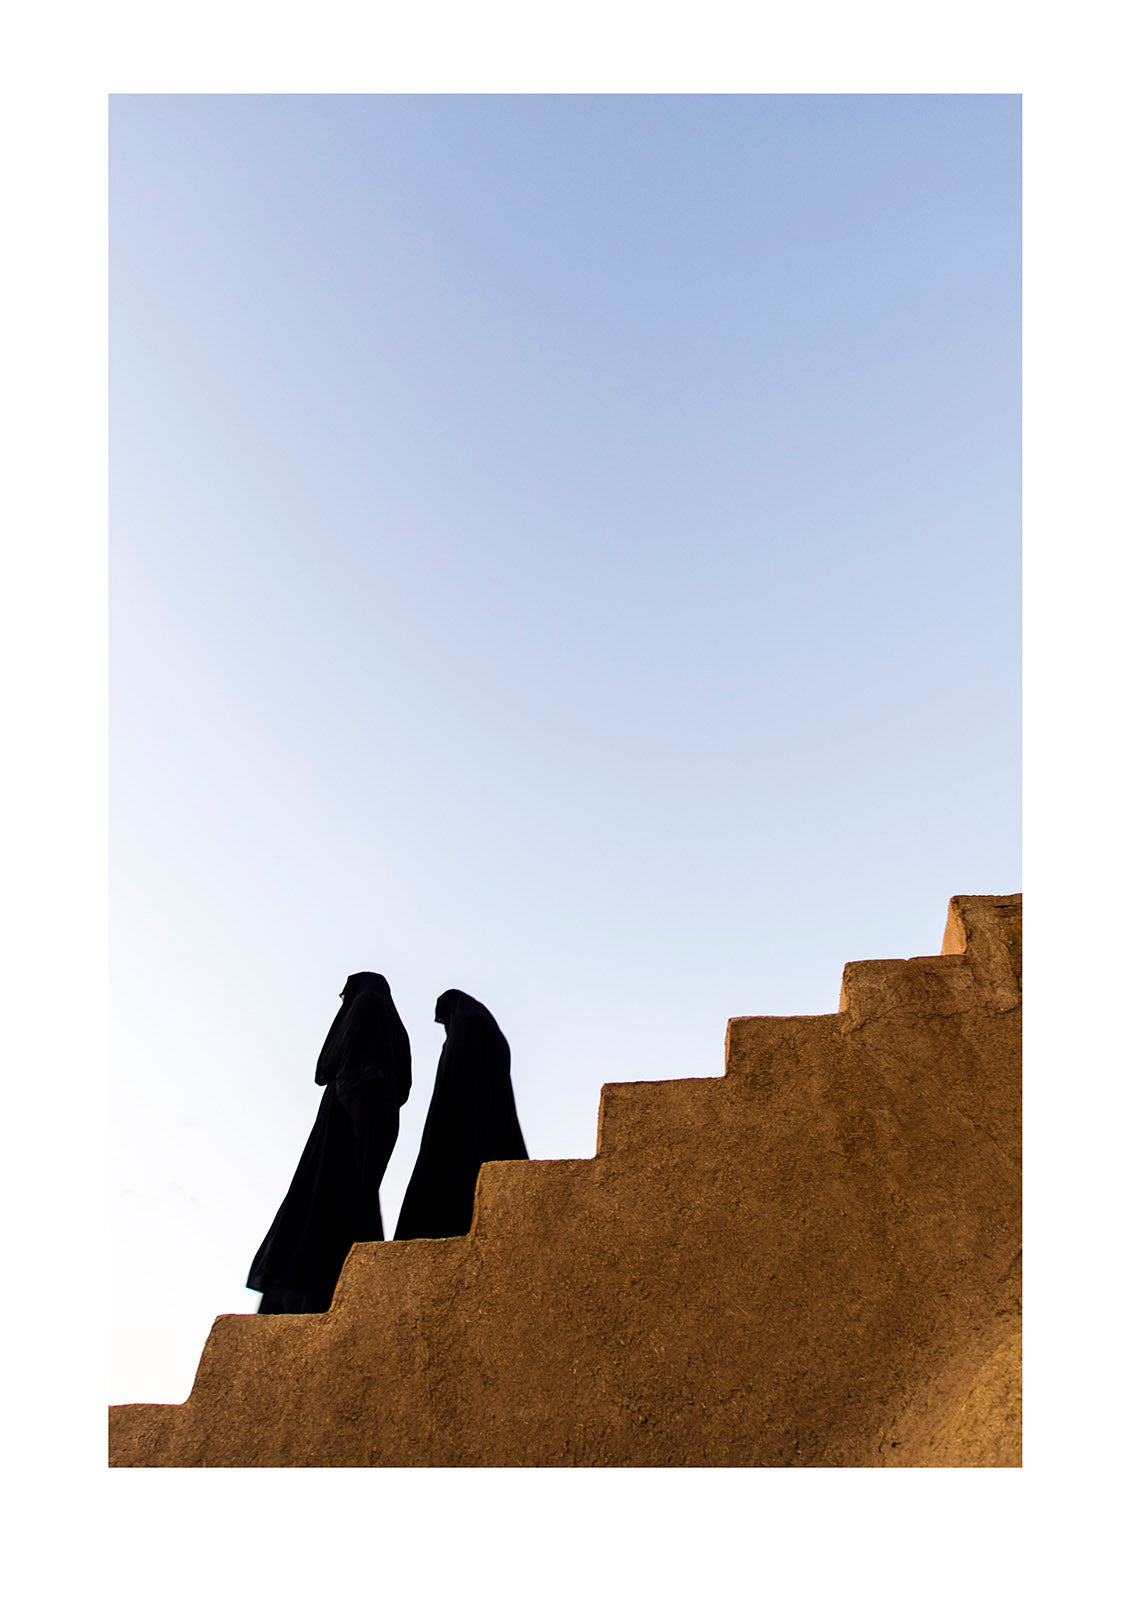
[110,93,1019,1402]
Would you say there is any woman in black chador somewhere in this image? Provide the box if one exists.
[248,972,411,1314]
[394,990,528,1240]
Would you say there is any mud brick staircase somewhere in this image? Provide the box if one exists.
[110,893,1021,1468]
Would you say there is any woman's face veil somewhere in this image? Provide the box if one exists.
[315,973,396,1085]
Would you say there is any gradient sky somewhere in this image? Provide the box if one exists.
[110,93,1019,1402]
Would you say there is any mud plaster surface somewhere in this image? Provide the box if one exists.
[110,894,1021,1468]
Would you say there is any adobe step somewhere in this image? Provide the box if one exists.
[839,893,1021,1027]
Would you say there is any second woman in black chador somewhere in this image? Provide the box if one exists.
[394,990,528,1240]
[248,972,411,1314]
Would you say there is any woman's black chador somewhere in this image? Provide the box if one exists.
[248,972,411,1314]
[395,989,528,1241]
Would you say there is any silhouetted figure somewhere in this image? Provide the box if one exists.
[394,990,528,1240]
[248,972,411,1313]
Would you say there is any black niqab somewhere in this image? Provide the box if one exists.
[248,972,410,1313]
[394,989,528,1241]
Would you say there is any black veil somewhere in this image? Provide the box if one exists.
[394,989,527,1241]
[248,972,411,1313]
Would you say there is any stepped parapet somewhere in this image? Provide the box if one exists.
[110,894,1021,1468]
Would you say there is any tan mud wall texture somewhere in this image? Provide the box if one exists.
[110,894,1021,1468]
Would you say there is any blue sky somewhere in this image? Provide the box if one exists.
[110,93,1019,1401]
